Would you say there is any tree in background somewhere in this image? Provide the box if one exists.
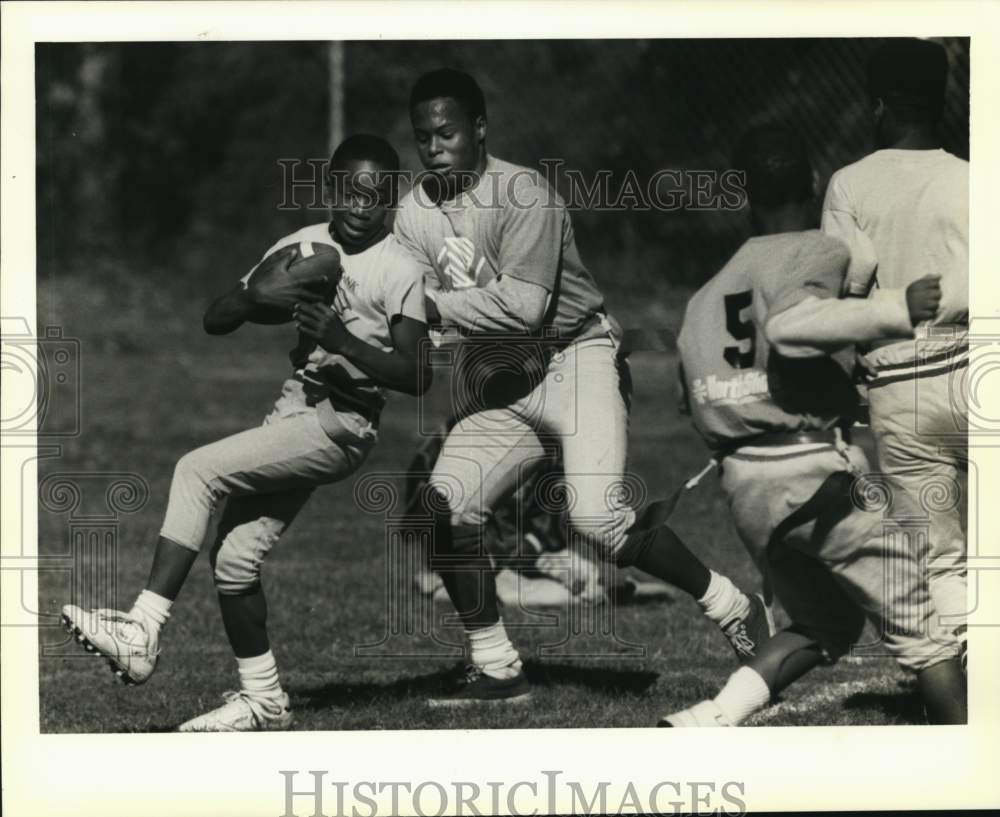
[36,39,969,312]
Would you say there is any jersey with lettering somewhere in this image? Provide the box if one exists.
[394,155,613,342]
[822,149,968,329]
[241,223,425,430]
[677,230,857,451]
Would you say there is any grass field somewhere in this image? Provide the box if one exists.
[36,324,921,732]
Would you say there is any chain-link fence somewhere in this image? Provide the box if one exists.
[37,38,969,330]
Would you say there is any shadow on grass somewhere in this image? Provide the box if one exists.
[293,660,659,712]
[294,665,457,711]
[522,661,659,693]
[842,681,926,724]
[142,722,181,733]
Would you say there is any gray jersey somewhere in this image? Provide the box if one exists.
[678,230,856,450]
[394,155,613,342]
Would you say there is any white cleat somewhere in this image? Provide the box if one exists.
[177,691,293,732]
[61,604,158,685]
[658,700,735,728]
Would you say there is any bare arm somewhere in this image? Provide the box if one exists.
[294,306,432,396]
[203,246,327,335]
[203,285,257,335]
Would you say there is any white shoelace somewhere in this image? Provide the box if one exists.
[725,623,756,657]
[220,690,284,724]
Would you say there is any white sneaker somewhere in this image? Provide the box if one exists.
[658,700,735,727]
[61,604,159,685]
[177,691,293,732]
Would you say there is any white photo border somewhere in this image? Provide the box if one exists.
[3,2,999,815]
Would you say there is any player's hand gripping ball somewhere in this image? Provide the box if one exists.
[245,241,342,324]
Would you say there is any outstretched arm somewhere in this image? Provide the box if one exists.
[765,275,941,358]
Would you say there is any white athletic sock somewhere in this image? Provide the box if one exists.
[713,666,772,725]
[131,590,172,634]
[697,570,750,628]
[237,650,284,700]
[468,620,522,679]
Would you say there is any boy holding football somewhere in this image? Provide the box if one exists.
[395,68,771,706]
[662,125,965,727]
[62,134,430,731]
[821,39,969,661]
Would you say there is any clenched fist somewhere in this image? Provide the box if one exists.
[905,274,942,326]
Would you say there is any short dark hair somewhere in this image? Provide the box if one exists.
[409,68,486,120]
[733,124,813,208]
[329,133,399,173]
[867,38,948,123]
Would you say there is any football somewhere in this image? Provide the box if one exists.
[245,241,342,324]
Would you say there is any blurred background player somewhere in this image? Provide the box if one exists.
[663,125,966,727]
[405,422,667,606]
[61,135,430,731]
[406,424,604,605]
[394,69,770,705]
[821,39,969,663]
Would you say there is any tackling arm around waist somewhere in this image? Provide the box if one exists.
[765,291,913,358]
[432,274,552,334]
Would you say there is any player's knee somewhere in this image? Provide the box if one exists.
[817,639,851,665]
[173,448,215,491]
[612,525,659,567]
[424,476,484,528]
[211,518,281,595]
[567,506,636,563]
[803,610,867,665]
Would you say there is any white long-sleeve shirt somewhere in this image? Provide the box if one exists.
[821,148,968,366]
[766,289,913,358]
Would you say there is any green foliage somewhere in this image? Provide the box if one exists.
[36,39,969,309]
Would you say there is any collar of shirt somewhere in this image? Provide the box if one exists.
[871,147,948,161]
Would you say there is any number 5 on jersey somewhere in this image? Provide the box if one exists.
[723,290,756,369]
